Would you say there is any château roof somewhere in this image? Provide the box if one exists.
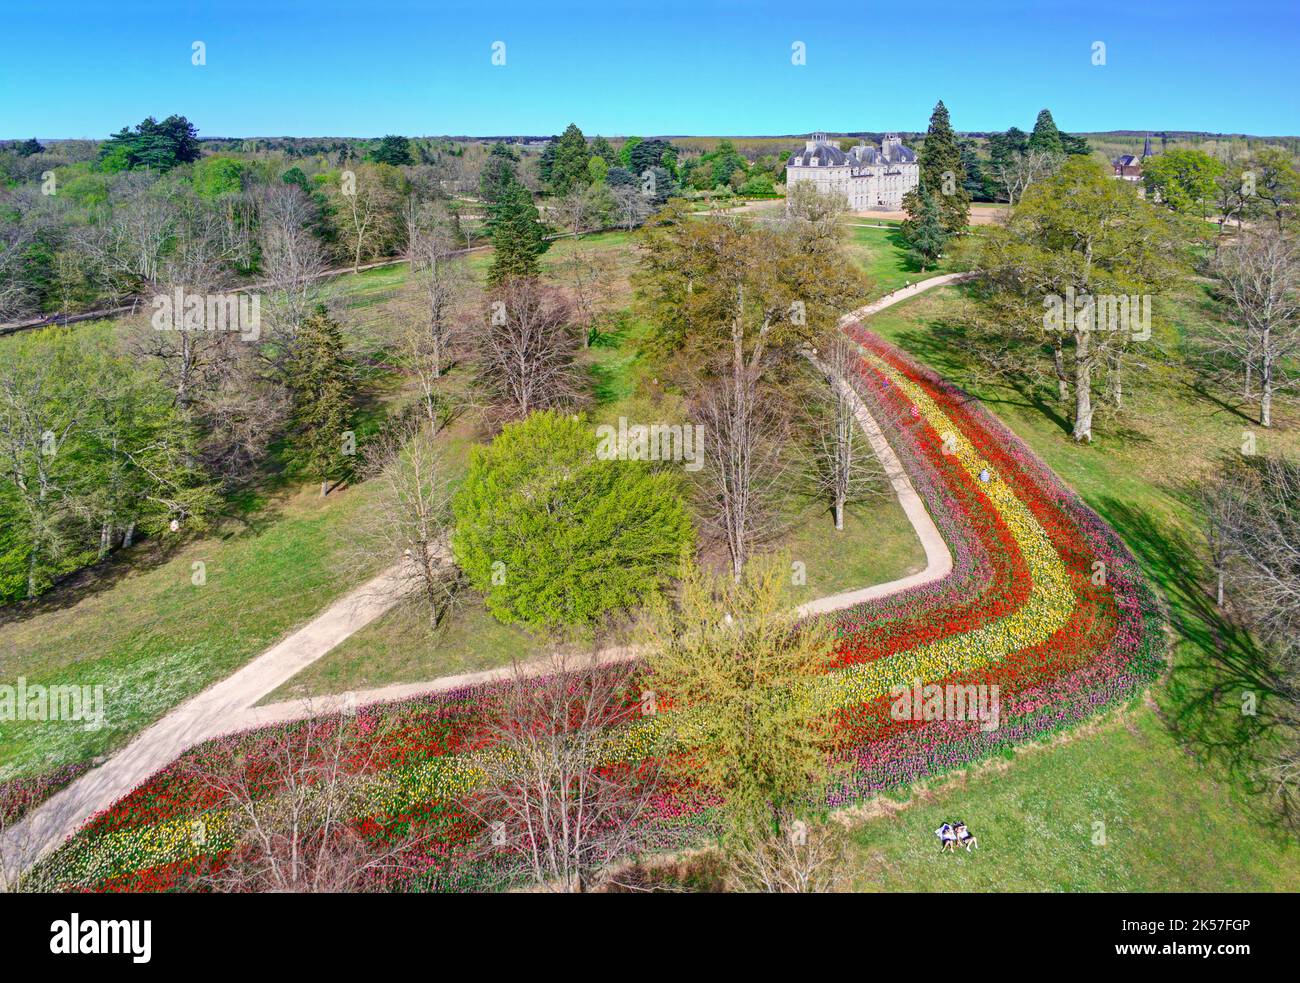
[788,133,915,168]
[787,143,848,167]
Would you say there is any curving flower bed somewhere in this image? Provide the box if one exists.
[45,329,1165,891]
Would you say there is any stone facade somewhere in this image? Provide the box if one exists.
[785,132,920,211]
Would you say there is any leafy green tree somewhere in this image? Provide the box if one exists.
[98,115,202,172]
[486,177,549,284]
[192,156,245,199]
[549,123,592,195]
[617,136,642,168]
[451,410,693,633]
[16,138,44,157]
[1248,146,1300,230]
[905,101,969,234]
[1027,108,1064,156]
[287,307,355,495]
[281,166,309,191]
[958,139,987,200]
[0,326,214,601]
[605,166,635,188]
[369,134,414,166]
[587,155,608,184]
[1142,148,1225,216]
[975,156,1185,442]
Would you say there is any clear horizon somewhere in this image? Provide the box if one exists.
[2,0,1297,140]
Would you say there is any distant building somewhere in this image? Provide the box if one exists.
[1112,134,1153,182]
[785,132,920,211]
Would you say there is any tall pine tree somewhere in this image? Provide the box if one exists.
[904,100,970,235]
[486,178,550,285]
[289,307,355,496]
[1028,109,1064,156]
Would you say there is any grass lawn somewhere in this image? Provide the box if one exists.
[844,224,960,299]
[842,704,1300,892]
[783,499,926,603]
[0,481,388,781]
[259,591,546,703]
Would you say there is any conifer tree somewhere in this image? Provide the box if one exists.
[904,100,970,235]
[1028,108,1064,156]
[549,123,592,195]
[289,307,354,495]
[486,178,550,285]
[900,185,950,271]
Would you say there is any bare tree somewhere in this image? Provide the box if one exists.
[132,204,235,412]
[75,172,176,296]
[724,817,846,893]
[0,200,40,320]
[468,655,666,893]
[782,181,848,253]
[611,184,651,231]
[354,418,461,626]
[557,246,615,347]
[692,368,791,579]
[331,165,400,273]
[404,200,470,409]
[1203,457,1300,828]
[257,181,328,356]
[475,278,584,421]
[1210,226,1300,427]
[993,149,1058,206]
[185,712,439,893]
[807,335,885,530]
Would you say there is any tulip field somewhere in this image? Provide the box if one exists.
[42,327,1165,891]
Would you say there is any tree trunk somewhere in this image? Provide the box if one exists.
[1072,332,1094,443]
[1053,339,1068,401]
[833,499,844,531]
[1263,325,1274,429]
[123,521,136,548]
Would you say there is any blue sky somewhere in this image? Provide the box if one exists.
[2,0,1297,139]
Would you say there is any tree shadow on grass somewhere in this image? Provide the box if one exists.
[1092,495,1291,835]
[887,316,1074,439]
[0,490,290,628]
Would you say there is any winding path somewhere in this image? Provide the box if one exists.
[1,272,969,877]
